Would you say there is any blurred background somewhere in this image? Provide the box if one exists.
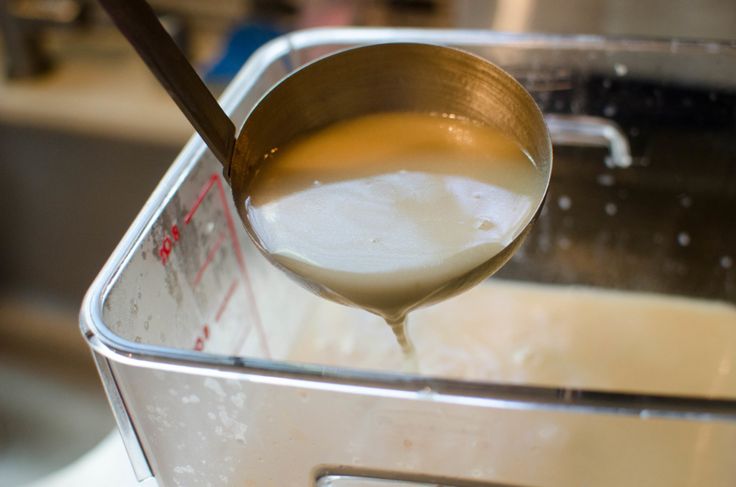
[0,1,735,485]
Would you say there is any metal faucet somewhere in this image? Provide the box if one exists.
[0,0,89,79]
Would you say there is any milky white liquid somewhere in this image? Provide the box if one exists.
[287,280,736,398]
[244,113,546,353]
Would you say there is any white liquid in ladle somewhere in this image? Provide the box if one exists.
[244,112,547,355]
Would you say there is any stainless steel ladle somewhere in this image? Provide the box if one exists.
[99,0,552,305]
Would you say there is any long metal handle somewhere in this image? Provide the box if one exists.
[98,0,235,167]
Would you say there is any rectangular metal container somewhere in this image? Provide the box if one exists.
[81,28,736,487]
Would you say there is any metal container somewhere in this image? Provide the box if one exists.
[81,29,736,487]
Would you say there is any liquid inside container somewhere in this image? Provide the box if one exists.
[82,29,736,487]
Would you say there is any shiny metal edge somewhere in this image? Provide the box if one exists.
[79,27,736,422]
[285,26,736,53]
[91,350,153,482]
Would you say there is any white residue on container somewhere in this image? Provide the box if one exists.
[721,255,733,269]
[204,378,226,399]
[217,405,248,443]
[614,63,628,76]
[181,394,200,404]
[557,195,572,211]
[605,202,618,216]
[677,232,691,247]
[146,405,172,429]
[230,392,246,408]
[597,173,615,187]
[173,465,195,474]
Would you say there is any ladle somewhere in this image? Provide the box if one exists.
[99,0,552,321]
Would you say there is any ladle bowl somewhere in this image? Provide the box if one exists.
[99,0,552,312]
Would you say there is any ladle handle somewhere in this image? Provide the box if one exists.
[98,0,235,168]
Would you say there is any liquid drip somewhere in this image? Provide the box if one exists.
[245,112,546,358]
[386,314,413,356]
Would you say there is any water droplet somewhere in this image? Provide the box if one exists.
[597,174,615,186]
[677,232,691,247]
[370,237,380,244]
[603,104,617,117]
[475,219,494,231]
[721,256,733,269]
[557,195,572,211]
[602,78,612,89]
[614,63,628,76]
[312,180,321,186]
[605,202,618,216]
[472,192,483,200]
[679,195,692,208]
[629,126,640,137]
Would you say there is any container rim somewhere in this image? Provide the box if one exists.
[80,27,736,420]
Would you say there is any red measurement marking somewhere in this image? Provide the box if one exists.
[215,278,238,322]
[192,232,226,287]
[185,174,218,224]
[158,224,180,265]
[213,175,247,272]
[159,237,172,264]
[193,324,211,351]
[185,173,271,358]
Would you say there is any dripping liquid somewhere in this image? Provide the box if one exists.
[244,112,546,368]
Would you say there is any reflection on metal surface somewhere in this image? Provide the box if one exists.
[545,114,632,168]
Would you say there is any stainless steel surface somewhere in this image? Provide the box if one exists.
[81,28,736,487]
